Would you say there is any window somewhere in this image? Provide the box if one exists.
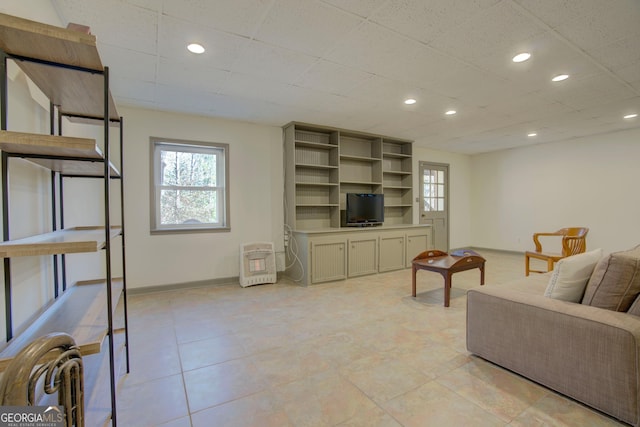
[151,137,229,233]
[423,167,445,212]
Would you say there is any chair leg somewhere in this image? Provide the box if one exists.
[525,254,530,276]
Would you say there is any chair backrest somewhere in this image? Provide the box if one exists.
[559,227,589,256]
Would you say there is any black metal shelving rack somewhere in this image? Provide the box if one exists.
[0,13,129,426]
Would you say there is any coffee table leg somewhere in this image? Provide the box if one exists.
[412,265,417,297]
[480,263,485,286]
[444,272,452,307]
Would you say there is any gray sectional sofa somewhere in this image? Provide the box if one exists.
[467,246,640,426]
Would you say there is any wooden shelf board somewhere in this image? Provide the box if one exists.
[383,152,412,159]
[0,226,122,258]
[296,204,339,207]
[0,278,124,372]
[0,130,102,158]
[295,140,337,150]
[26,158,120,177]
[340,154,381,162]
[0,131,119,175]
[0,13,119,119]
[385,204,412,208]
[384,185,412,190]
[383,170,412,175]
[296,163,339,170]
[296,182,339,187]
[340,180,382,185]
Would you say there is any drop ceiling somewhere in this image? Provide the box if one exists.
[50,0,640,154]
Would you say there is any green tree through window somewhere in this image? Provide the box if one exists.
[151,138,229,232]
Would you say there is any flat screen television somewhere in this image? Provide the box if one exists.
[345,193,384,227]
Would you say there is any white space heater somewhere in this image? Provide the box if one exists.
[239,242,277,287]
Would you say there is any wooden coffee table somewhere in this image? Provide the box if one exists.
[412,249,486,307]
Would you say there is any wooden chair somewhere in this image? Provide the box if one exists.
[525,227,589,276]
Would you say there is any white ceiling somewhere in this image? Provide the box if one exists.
[51,0,640,154]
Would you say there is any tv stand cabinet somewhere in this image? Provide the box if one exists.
[287,224,432,286]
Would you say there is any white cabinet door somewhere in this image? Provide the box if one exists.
[379,234,405,272]
[405,230,432,267]
[348,237,378,277]
[311,239,347,283]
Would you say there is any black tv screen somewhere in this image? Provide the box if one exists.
[346,193,384,226]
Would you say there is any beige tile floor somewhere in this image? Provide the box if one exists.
[117,249,628,426]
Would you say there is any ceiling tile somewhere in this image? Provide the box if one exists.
[161,0,273,38]
[110,77,156,104]
[429,1,546,63]
[295,60,375,94]
[97,44,157,82]
[157,58,231,93]
[370,0,500,44]
[550,1,640,50]
[53,0,158,54]
[325,22,424,80]
[319,0,388,18]
[158,15,248,71]
[232,40,318,84]
[255,0,364,56]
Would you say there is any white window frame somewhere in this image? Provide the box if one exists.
[150,137,230,233]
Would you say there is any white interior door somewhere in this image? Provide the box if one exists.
[419,161,449,251]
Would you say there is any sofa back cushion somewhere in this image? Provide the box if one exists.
[628,294,640,316]
[581,245,640,311]
[544,249,603,302]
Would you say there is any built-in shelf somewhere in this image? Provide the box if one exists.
[340,180,383,185]
[296,182,339,186]
[382,152,412,159]
[285,122,413,230]
[0,13,119,120]
[296,163,338,170]
[0,226,122,258]
[384,170,412,175]
[340,154,380,162]
[295,140,337,150]
[0,279,123,372]
[384,185,412,190]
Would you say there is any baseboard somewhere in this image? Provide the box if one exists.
[466,246,525,256]
[127,272,283,295]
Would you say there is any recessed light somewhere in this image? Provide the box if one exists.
[445,110,457,116]
[551,74,569,82]
[187,43,205,54]
[404,98,416,105]
[528,132,537,137]
[623,113,638,119]
[512,52,531,63]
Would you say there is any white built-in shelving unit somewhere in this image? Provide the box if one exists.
[283,122,431,286]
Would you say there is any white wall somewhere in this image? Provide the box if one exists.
[412,146,472,249]
[470,127,640,254]
[120,107,284,289]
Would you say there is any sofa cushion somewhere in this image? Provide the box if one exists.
[544,249,603,302]
[628,294,640,316]
[581,244,640,311]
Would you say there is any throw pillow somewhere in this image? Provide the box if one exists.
[544,248,603,302]
[581,244,640,311]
